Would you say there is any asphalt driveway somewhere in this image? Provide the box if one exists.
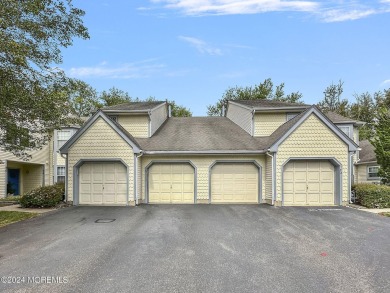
[0,205,389,293]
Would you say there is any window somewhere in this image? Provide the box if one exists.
[338,126,351,138]
[57,130,72,149]
[108,116,118,122]
[286,113,298,121]
[57,166,66,183]
[367,166,380,179]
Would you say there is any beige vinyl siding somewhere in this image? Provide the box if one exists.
[0,145,50,198]
[67,117,135,203]
[22,164,44,193]
[150,104,167,135]
[137,155,142,200]
[353,127,359,163]
[48,135,54,185]
[141,155,265,202]
[254,113,286,136]
[265,155,272,201]
[355,164,381,184]
[276,114,349,204]
[117,115,149,138]
[226,103,253,135]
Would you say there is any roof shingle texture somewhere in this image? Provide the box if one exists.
[325,111,359,123]
[136,117,270,151]
[102,101,165,111]
[358,140,377,163]
[233,99,310,108]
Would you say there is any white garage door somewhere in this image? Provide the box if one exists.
[283,161,335,206]
[79,162,127,205]
[211,163,259,203]
[148,163,194,203]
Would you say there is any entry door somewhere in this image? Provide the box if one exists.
[7,169,20,195]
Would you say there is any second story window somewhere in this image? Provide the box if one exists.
[338,126,351,138]
[108,116,118,122]
[57,130,72,149]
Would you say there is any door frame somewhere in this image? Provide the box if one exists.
[145,161,197,204]
[209,160,262,204]
[73,159,129,206]
[281,157,342,206]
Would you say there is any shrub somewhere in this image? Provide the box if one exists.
[20,183,65,208]
[352,184,390,208]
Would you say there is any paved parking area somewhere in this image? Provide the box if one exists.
[0,205,389,293]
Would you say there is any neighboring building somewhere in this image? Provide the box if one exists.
[60,100,365,207]
[354,140,381,184]
[1,126,80,197]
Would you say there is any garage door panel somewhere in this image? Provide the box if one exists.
[283,161,335,206]
[78,162,127,205]
[148,163,195,203]
[211,163,258,203]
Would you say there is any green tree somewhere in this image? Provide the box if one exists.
[67,79,101,117]
[207,78,303,116]
[317,80,350,116]
[370,108,390,185]
[350,92,376,140]
[169,100,192,117]
[99,87,132,106]
[0,0,89,158]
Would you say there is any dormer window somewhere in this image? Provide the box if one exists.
[108,116,118,122]
[286,113,298,121]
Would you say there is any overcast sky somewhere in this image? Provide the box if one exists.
[61,0,390,115]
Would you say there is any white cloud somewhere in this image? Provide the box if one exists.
[179,36,223,55]
[148,0,390,22]
[68,60,165,79]
[321,9,376,22]
[381,79,390,85]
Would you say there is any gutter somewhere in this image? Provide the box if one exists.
[142,150,267,155]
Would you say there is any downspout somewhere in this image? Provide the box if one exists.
[135,151,144,206]
[60,153,68,202]
[349,151,355,204]
[266,151,275,205]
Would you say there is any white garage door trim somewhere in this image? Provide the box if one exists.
[145,161,197,204]
[209,160,262,204]
[73,159,129,206]
[281,157,342,206]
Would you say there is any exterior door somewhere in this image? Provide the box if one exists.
[7,169,20,195]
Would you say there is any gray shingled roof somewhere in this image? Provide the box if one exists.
[325,111,360,124]
[358,140,377,163]
[233,99,310,109]
[102,101,165,111]
[136,117,270,152]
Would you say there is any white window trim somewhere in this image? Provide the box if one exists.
[338,125,352,138]
[367,165,380,180]
[286,113,298,121]
[56,166,66,183]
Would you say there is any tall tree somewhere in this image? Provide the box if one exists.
[99,87,132,106]
[0,0,89,158]
[169,100,192,117]
[370,107,390,185]
[67,79,101,117]
[207,78,303,116]
[317,80,349,116]
[350,92,376,140]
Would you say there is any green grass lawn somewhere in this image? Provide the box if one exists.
[379,212,390,217]
[0,211,38,227]
[0,196,22,202]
